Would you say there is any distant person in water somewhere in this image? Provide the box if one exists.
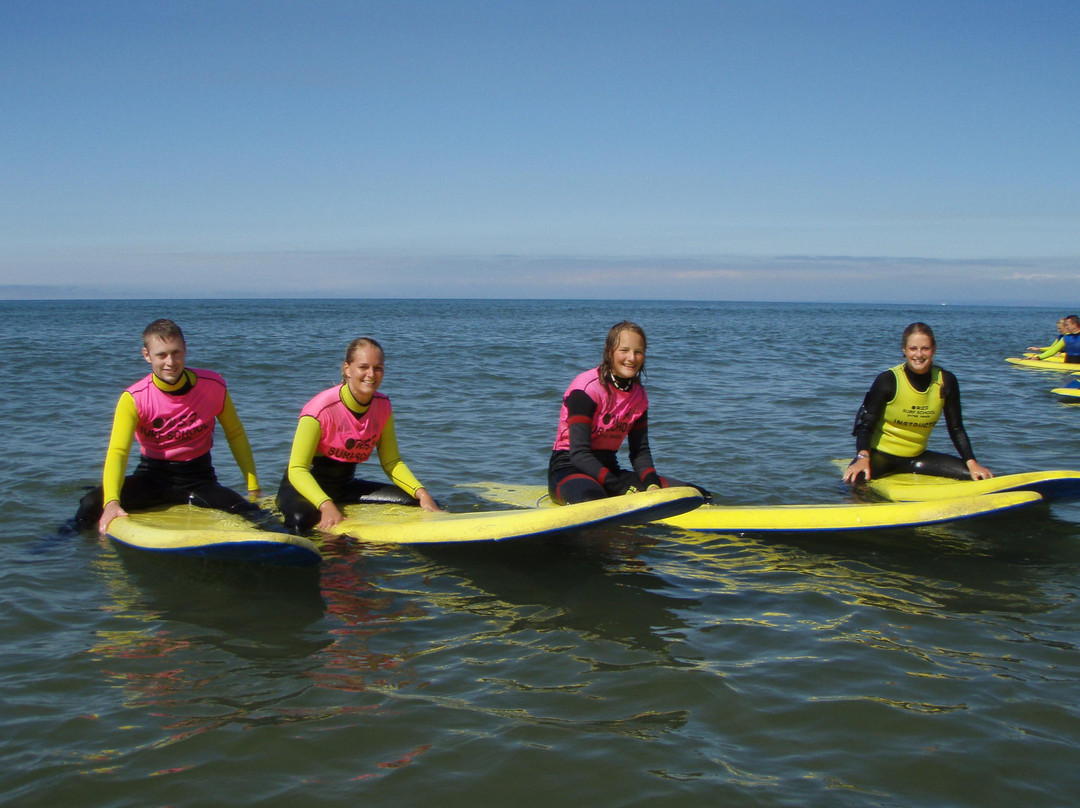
[842,322,992,484]
[1031,315,1080,363]
[76,319,262,534]
[1027,318,1068,352]
[548,321,710,505]
[276,337,440,532]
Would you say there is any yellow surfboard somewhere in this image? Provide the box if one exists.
[331,486,704,544]
[106,505,322,566]
[1051,386,1080,400]
[659,492,1041,531]
[1006,356,1080,371]
[857,469,1080,503]
[460,482,1042,534]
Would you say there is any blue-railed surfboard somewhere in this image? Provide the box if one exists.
[106,505,321,566]
[459,482,1042,534]
[331,485,703,544]
[859,469,1080,503]
[1051,385,1080,400]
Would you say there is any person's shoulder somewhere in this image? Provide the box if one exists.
[189,367,225,385]
[125,372,155,392]
[571,367,601,386]
[303,385,345,412]
[934,366,958,384]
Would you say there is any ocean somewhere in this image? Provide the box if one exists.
[2,298,1079,807]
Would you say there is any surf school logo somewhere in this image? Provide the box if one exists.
[327,436,377,462]
[896,404,938,428]
[142,411,211,444]
[593,414,633,443]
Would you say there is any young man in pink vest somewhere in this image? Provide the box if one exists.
[76,319,262,534]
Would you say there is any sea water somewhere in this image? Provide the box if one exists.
[1,299,1079,807]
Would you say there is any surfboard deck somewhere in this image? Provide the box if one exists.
[857,469,1080,503]
[659,491,1041,531]
[459,482,1042,534]
[331,486,703,544]
[1006,356,1080,371]
[106,505,322,566]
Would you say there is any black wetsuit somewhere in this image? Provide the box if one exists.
[852,364,977,480]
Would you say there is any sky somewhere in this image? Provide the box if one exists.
[2,0,1078,304]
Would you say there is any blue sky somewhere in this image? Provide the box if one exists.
[2,0,1077,303]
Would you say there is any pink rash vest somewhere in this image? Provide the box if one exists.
[301,386,393,464]
[127,368,226,461]
[552,368,649,452]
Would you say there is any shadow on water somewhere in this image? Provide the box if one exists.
[100,543,330,658]
[654,503,1080,618]
[409,525,700,658]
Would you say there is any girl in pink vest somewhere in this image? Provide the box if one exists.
[276,337,439,532]
[548,321,708,505]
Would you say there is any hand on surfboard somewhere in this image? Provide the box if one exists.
[416,488,442,512]
[316,500,346,531]
[318,488,442,529]
[842,455,871,484]
[98,500,129,535]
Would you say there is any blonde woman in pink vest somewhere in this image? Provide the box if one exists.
[76,319,262,534]
[276,337,440,532]
[548,321,709,505]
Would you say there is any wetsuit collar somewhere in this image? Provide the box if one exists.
[152,368,194,394]
[339,382,372,415]
[902,363,934,392]
[606,371,635,392]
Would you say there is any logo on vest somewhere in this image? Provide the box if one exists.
[327,435,377,461]
[144,410,209,443]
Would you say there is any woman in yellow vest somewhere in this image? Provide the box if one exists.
[842,322,993,484]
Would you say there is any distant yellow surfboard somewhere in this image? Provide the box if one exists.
[1006,356,1080,371]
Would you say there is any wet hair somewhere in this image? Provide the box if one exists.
[1066,315,1080,329]
[341,337,385,383]
[598,321,647,388]
[142,319,185,348]
[901,322,936,351]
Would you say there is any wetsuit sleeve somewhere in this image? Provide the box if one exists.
[102,392,138,505]
[940,371,976,462]
[563,389,616,488]
[286,415,333,509]
[1037,338,1065,360]
[852,371,896,454]
[217,391,260,492]
[626,412,661,488]
[375,415,425,497]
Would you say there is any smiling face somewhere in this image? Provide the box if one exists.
[142,335,187,385]
[610,329,646,380]
[902,332,936,375]
[342,344,385,404]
